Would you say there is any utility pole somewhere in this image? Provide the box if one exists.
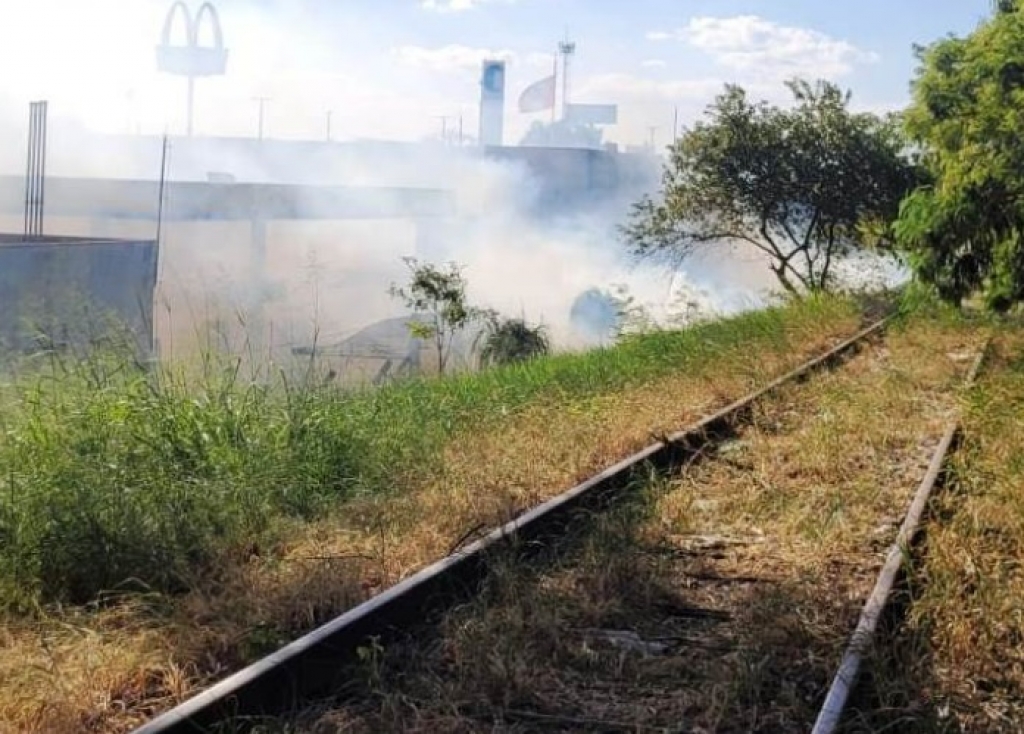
[252,96,270,140]
[647,126,658,150]
[125,89,135,134]
[435,115,452,144]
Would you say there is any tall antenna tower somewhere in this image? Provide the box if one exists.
[558,34,576,121]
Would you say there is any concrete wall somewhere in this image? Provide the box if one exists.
[21,132,659,219]
[0,235,158,355]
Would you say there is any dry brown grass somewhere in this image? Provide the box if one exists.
[844,322,1024,734]
[274,317,982,733]
[0,306,863,733]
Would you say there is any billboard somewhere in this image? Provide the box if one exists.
[481,60,506,99]
[566,103,618,126]
[479,60,507,146]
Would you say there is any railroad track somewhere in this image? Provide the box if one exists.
[134,317,985,734]
[811,341,989,734]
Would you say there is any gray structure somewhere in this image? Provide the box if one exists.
[0,176,456,222]
[16,132,658,215]
[478,60,506,147]
[0,235,159,355]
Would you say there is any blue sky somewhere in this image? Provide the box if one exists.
[0,0,997,148]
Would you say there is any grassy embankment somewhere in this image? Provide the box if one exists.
[275,306,983,733]
[0,296,866,733]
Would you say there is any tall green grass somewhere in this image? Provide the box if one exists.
[0,296,857,610]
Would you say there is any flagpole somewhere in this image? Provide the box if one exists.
[558,34,576,123]
[551,52,558,124]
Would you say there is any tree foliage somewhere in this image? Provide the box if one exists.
[895,6,1024,310]
[389,258,480,374]
[520,119,603,148]
[623,80,919,294]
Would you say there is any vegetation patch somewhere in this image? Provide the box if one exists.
[847,322,1024,733]
[267,310,979,733]
[0,295,863,733]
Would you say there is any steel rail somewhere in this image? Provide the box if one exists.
[134,318,890,734]
[811,340,990,734]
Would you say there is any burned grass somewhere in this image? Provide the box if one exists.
[272,316,979,733]
[0,298,868,733]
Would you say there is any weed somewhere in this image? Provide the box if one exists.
[0,295,864,732]
[273,304,977,733]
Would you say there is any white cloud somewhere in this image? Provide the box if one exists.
[649,15,878,81]
[641,59,667,69]
[420,0,513,12]
[394,44,517,72]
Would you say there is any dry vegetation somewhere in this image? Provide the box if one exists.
[269,315,983,733]
[845,321,1024,734]
[0,298,864,734]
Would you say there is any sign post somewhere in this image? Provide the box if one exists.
[156,2,229,136]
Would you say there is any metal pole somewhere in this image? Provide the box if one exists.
[561,52,569,121]
[550,53,558,124]
[435,116,451,143]
[23,101,48,237]
[156,134,170,248]
[558,36,575,122]
[326,110,333,141]
[23,104,34,236]
[187,76,195,136]
[38,101,47,236]
[251,97,270,140]
[673,107,679,144]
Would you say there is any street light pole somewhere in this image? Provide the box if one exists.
[435,115,452,144]
[252,96,270,140]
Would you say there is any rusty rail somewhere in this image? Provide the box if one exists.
[811,340,990,734]
[134,318,890,734]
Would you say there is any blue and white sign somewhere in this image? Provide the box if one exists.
[481,60,506,98]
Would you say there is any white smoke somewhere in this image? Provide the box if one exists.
[0,0,810,369]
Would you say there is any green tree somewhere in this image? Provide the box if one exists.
[623,80,919,294]
[389,258,479,374]
[475,314,550,367]
[895,6,1024,310]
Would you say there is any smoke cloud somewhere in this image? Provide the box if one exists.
[0,0,874,374]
